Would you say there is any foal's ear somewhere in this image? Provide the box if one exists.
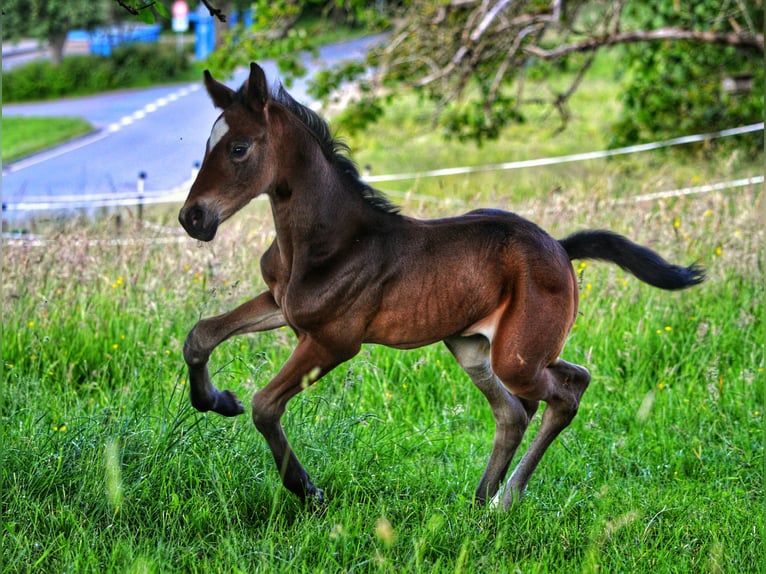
[246,62,269,111]
[203,70,235,110]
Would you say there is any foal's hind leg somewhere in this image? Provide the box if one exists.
[497,359,591,508]
[444,336,539,505]
[183,291,286,416]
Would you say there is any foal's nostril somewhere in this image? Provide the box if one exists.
[188,205,205,229]
[179,205,206,233]
[179,204,219,241]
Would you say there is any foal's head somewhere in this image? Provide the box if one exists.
[179,63,397,241]
[179,63,279,241]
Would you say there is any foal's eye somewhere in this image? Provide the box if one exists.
[230,142,250,159]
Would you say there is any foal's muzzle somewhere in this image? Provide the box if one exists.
[179,204,220,242]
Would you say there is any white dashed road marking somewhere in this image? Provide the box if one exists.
[5,84,202,173]
[106,84,200,134]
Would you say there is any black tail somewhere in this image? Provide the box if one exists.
[559,230,705,290]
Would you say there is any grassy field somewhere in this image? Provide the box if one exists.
[1,116,94,163]
[2,60,763,572]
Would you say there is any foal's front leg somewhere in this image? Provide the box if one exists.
[184,291,286,416]
[251,334,353,502]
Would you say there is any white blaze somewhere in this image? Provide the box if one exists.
[208,117,230,152]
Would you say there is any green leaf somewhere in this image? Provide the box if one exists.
[139,8,155,24]
[154,2,169,18]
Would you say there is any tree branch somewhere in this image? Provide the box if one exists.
[470,0,516,42]
[200,0,227,22]
[525,27,765,58]
[114,0,155,16]
[114,0,226,21]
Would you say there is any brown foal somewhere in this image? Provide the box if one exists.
[178,63,704,508]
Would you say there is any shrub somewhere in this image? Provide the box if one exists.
[3,42,196,102]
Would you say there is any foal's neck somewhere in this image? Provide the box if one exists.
[274,129,388,226]
[267,128,395,264]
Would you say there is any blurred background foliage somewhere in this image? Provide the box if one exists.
[3,0,762,152]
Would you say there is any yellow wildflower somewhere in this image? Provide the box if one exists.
[374,517,396,546]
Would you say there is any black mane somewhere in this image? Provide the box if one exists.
[272,84,400,215]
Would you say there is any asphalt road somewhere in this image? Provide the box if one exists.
[2,36,383,214]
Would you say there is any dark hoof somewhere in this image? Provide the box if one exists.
[312,488,325,505]
[212,389,245,417]
[304,487,326,512]
[468,497,489,510]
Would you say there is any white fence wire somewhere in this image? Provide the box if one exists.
[3,123,762,213]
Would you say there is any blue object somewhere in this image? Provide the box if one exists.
[189,3,215,61]
[79,24,162,57]
[229,9,253,29]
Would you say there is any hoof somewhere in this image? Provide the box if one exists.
[468,496,489,510]
[304,487,326,512]
[501,487,524,510]
[212,389,245,417]
[487,485,523,511]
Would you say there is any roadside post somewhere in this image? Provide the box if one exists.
[172,1,189,56]
[191,4,215,61]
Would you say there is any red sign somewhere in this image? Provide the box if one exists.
[172,1,189,32]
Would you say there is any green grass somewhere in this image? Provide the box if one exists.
[296,14,385,46]
[2,177,761,572]
[2,54,763,572]
[340,52,762,210]
[1,116,94,163]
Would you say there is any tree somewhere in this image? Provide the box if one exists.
[2,1,206,63]
[207,0,762,146]
[106,0,763,147]
[3,0,111,64]
[359,0,763,143]
[205,0,390,81]
[609,0,764,147]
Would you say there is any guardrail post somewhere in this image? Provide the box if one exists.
[137,171,147,223]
